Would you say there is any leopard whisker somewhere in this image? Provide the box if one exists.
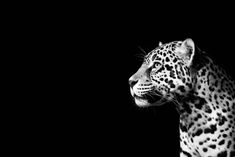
[149,90,162,97]
[138,46,147,55]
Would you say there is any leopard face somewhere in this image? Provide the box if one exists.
[129,39,195,107]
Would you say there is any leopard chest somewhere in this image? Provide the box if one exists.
[178,95,235,156]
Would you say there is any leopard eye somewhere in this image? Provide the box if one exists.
[154,62,161,68]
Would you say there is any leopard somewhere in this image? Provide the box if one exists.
[128,38,235,157]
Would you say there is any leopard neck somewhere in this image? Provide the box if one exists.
[177,54,235,131]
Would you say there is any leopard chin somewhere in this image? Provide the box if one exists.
[134,97,150,107]
[134,94,167,107]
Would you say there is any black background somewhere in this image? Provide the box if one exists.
[68,4,235,156]
[8,3,235,156]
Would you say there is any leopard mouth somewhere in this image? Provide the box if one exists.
[134,92,167,107]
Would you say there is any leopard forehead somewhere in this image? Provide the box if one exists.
[144,41,182,65]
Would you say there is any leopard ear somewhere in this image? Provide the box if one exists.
[175,38,195,66]
[159,41,162,46]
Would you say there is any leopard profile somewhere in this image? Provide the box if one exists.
[129,39,235,157]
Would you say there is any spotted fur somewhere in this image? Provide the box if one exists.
[129,39,235,157]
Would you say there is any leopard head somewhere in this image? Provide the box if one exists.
[129,39,195,107]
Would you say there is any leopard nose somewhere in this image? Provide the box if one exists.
[129,79,138,88]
